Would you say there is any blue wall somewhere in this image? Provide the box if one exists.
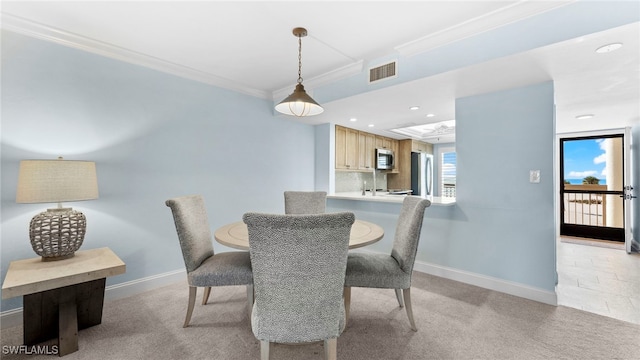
[330,81,556,294]
[452,81,556,289]
[1,30,317,312]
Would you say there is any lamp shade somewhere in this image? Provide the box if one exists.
[275,83,324,117]
[16,159,99,204]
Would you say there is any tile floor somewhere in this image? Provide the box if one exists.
[556,236,640,324]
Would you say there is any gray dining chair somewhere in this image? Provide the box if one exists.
[166,195,253,328]
[343,196,430,331]
[243,212,354,360]
[284,191,327,214]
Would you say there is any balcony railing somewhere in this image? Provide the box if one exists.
[442,184,456,198]
[563,184,607,226]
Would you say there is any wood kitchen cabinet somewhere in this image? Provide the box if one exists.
[358,131,375,170]
[411,140,432,153]
[335,125,359,170]
[390,139,399,172]
[387,139,433,189]
[375,136,392,150]
[336,125,399,172]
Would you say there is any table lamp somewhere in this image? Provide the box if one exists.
[16,157,99,261]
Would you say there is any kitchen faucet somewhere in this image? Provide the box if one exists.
[371,168,377,196]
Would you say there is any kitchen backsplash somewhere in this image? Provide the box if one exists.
[335,171,387,193]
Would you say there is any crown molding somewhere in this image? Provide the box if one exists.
[395,1,575,57]
[1,13,271,99]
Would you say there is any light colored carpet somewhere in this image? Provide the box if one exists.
[1,272,639,359]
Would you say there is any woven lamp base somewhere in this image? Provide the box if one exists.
[29,207,87,261]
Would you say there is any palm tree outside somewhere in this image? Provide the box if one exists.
[582,176,600,184]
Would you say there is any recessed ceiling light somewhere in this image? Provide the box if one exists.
[426,113,435,118]
[595,43,622,53]
[575,114,594,120]
[349,118,357,122]
[368,124,375,127]
[410,106,420,110]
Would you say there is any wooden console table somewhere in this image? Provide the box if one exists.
[1,247,126,356]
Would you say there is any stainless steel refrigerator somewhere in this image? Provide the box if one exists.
[411,152,434,198]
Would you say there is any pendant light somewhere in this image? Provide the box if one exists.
[275,27,324,117]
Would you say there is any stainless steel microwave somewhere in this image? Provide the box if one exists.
[375,148,395,170]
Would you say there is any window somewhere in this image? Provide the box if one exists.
[439,147,456,198]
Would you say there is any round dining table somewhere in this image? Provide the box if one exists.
[214,219,384,250]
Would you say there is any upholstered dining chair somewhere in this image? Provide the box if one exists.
[166,195,253,328]
[343,196,430,331]
[283,191,327,214]
[243,212,355,360]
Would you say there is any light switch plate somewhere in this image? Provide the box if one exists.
[530,170,540,183]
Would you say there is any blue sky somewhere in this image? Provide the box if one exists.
[563,139,607,181]
[441,151,456,181]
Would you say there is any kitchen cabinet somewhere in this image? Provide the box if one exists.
[335,125,359,169]
[336,126,399,172]
[358,131,375,170]
[375,136,393,150]
[411,140,432,153]
[387,139,412,189]
[387,139,432,189]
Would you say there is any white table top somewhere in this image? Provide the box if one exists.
[214,219,384,251]
[1,247,126,299]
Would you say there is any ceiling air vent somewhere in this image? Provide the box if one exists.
[369,61,397,83]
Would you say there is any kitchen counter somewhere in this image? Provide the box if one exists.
[328,192,456,206]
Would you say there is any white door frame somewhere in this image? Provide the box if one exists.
[623,127,638,253]
[556,127,636,251]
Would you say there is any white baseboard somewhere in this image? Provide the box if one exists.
[103,269,186,302]
[1,269,186,330]
[412,261,558,305]
[0,308,23,330]
[352,248,558,306]
[1,256,559,330]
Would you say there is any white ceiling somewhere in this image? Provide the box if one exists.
[2,1,638,143]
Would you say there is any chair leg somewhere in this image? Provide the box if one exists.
[395,288,405,308]
[324,338,337,360]
[260,340,270,360]
[343,287,351,326]
[184,286,197,328]
[202,287,212,305]
[246,284,254,316]
[403,288,417,331]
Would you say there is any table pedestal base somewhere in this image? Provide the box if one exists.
[23,278,106,356]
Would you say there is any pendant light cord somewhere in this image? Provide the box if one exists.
[297,35,303,85]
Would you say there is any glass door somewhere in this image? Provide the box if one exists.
[560,134,625,242]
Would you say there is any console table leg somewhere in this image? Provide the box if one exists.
[58,301,78,356]
[22,278,106,356]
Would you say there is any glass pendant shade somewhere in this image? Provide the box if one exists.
[275,83,324,117]
[275,27,323,117]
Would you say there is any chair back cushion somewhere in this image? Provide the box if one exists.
[243,212,354,343]
[284,191,327,214]
[391,196,431,273]
[166,195,215,273]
